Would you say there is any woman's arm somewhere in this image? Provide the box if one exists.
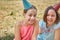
[54,28,60,40]
[14,21,21,40]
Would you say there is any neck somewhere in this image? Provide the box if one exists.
[47,23,55,28]
[47,24,51,26]
[46,23,52,28]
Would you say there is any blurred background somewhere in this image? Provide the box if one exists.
[0,0,60,40]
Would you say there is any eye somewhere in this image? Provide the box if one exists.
[51,15,55,17]
[34,14,36,17]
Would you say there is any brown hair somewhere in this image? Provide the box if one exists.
[23,5,37,14]
[43,6,59,24]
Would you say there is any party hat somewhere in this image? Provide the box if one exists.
[22,0,32,10]
[53,2,60,11]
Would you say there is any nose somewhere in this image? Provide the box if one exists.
[49,16,52,19]
[31,16,35,20]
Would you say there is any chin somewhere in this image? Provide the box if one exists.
[47,21,53,24]
[49,22,54,25]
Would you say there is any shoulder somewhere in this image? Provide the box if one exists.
[39,19,45,24]
[54,22,60,30]
[14,21,23,34]
[57,22,60,25]
[15,21,23,29]
[39,19,46,27]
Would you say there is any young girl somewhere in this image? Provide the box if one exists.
[14,0,39,40]
[37,6,60,40]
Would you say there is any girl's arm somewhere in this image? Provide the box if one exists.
[14,21,21,40]
[54,28,60,40]
[32,20,41,40]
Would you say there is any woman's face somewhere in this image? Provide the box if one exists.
[24,9,37,25]
[47,9,56,25]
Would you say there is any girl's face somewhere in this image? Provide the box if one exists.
[47,9,56,25]
[24,9,37,25]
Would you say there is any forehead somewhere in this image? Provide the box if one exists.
[26,9,37,14]
[48,9,56,15]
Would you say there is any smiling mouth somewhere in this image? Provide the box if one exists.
[30,21,34,23]
[47,20,53,22]
[29,20,35,23]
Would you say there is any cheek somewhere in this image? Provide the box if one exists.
[32,17,36,21]
[25,15,30,20]
[52,17,56,21]
[26,16,30,20]
[47,16,49,20]
[34,17,36,20]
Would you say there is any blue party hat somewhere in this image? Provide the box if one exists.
[22,0,32,10]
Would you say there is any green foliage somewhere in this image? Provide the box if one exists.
[0,34,14,40]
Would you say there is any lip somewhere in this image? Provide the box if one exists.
[30,21,34,23]
[47,19,53,22]
[29,20,34,23]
